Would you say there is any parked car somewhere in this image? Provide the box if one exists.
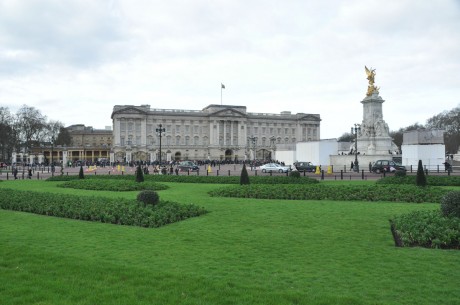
[259,163,291,173]
[371,160,406,173]
[178,161,199,172]
[293,161,316,172]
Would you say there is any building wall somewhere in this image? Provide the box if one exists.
[401,144,446,170]
[111,104,321,162]
[295,139,338,165]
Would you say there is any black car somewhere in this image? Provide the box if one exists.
[178,161,199,172]
[371,160,406,173]
[293,161,316,172]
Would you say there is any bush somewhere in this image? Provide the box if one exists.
[390,210,460,249]
[209,184,448,203]
[0,189,207,228]
[58,179,168,192]
[394,169,406,177]
[377,175,460,186]
[240,163,250,185]
[441,191,460,218]
[137,190,160,206]
[79,165,85,179]
[47,173,319,185]
[416,160,427,187]
[289,171,301,178]
[136,164,144,183]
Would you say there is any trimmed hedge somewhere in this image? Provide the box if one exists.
[441,191,460,218]
[390,210,460,249]
[377,175,460,186]
[209,184,449,203]
[0,189,207,228]
[57,179,169,192]
[48,174,319,185]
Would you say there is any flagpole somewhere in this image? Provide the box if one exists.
[221,83,225,105]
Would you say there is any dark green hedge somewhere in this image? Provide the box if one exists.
[377,175,460,186]
[57,179,169,192]
[47,174,319,185]
[0,189,206,228]
[209,184,449,203]
[390,210,460,249]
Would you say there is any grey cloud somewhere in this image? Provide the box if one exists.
[0,0,128,73]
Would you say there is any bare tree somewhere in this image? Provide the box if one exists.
[390,123,425,151]
[44,120,64,144]
[0,107,15,161]
[55,126,72,146]
[337,132,354,142]
[15,105,47,153]
[426,105,460,154]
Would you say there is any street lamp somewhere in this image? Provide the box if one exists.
[248,136,257,162]
[351,124,361,172]
[156,124,166,166]
[50,136,55,176]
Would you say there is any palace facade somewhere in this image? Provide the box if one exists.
[111,104,321,162]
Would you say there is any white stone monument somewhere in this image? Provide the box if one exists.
[356,66,398,155]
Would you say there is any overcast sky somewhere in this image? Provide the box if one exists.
[1,0,459,139]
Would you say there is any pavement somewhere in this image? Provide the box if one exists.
[1,163,458,181]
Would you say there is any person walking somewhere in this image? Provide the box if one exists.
[350,161,354,171]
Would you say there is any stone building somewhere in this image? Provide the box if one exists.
[65,124,113,162]
[111,104,321,163]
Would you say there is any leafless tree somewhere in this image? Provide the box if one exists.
[0,107,16,161]
[15,105,47,153]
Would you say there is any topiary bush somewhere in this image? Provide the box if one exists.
[137,190,159,206]
[240,163,250,185]
[289,171,301,178]
[416,159,426,187]
[136,164,144,183]
[441,191,460,218]
[79,165,85,179]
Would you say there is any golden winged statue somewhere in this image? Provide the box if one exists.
[365,66,379,96]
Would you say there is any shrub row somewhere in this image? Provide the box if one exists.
[390,210,460,249]
[48,174,319,185]
[57,179,169,192]
[209,184,449,203]
[377,175,460,186]
[0,189,207,228]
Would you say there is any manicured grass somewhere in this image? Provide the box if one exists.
[1,180,459,305]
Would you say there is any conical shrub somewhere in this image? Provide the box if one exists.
[240,163,250,185]
[136,164,144,183]
[79,165,85,179]
[416,159,426,187]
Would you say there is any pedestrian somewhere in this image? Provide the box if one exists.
[369,162,372,173]
[13,167,18,179]
[28,168,32,179]
[350,161,354,171]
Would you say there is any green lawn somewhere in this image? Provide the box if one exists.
[1,180,459,305]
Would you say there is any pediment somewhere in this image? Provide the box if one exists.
[209,108,247,118]
[298,114,321,121]
[111,106,149,118]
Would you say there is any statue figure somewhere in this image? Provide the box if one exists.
[365,66,380,96]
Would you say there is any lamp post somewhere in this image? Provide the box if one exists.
[351,124,361,172]
[156,124,166,166]
[248,136,257,162]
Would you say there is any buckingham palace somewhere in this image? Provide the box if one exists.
[111,104,321,163]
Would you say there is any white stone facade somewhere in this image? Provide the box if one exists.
[111,104,321,162]
[357,92,398,155]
